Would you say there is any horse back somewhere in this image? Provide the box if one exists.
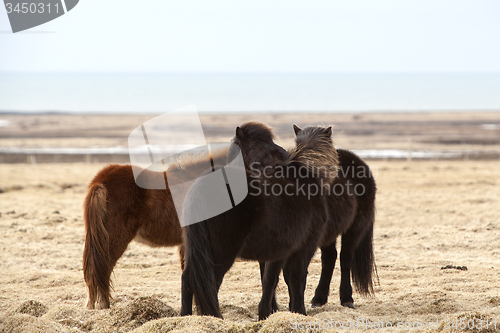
[337,149,376,198]
[89,164,182,247]
[321,149,376,244]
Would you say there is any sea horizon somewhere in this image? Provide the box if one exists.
[1,72,500,114]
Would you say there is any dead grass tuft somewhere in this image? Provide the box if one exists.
[0,314,71,333]
[42,305,93,331]
[487,297,500,306]
[0,185,23,193]
[130,315,243,333]
[109,296,177,330]
[15,300,48,317]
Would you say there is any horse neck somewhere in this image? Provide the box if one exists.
[285,142,338,185]
[166,146,228,184]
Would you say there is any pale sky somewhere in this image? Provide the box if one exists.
[1,0,500,73]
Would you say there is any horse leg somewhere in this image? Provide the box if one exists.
[283,264,305,315]
[339,240,355,308]
[283,248,316,316]
[259,262,279,312]
[258,260,284,320]
[95,222,139,309]
[311,240,337,307]
[86,284,97,310]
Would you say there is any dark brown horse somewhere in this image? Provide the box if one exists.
[180,124,338,320]
[294,125,377,308]
[83,123,285,310]
[256,125,377,310]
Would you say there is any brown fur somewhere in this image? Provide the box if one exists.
[83,127,287,310]
[83,148,228,310]
[83,183,110,309]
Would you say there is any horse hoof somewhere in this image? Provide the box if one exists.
[311,301,327,308]
[272,302,279,312]
[342,302,355,309]
[311,297,327,308]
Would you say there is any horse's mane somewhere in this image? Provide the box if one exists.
[286,126,338,185]
[238,122,276,142]
[232,122,337,185]
[166,146,228,173]
[228,121,278,164]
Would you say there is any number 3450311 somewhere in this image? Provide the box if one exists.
[443,317,497,330]
[5,2,61,14]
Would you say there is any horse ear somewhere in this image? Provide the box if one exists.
[325,126,332,137]
[236,126,245,140]
[293,124,302,136]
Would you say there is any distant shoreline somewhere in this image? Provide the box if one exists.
[1,111,500,164]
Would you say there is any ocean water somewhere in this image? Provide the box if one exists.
[1,146,497,160]
[0,73,500,113]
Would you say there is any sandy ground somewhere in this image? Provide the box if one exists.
[1,112,499,332]
[1,159,499,333]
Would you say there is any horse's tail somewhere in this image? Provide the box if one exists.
[83,183,111,308]
[184,221,221,317]
[351,222,378,295]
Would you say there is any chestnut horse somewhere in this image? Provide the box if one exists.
[83,123,285,310]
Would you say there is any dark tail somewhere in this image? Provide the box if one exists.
[178,244,185,271]
[351,222,378,295]
[184,221,222,318]
[83,183,111,309]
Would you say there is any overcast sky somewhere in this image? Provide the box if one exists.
[1,0,499,73]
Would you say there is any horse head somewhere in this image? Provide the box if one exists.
[228,121,286,171]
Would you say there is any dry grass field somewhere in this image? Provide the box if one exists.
[1,158,499,332]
